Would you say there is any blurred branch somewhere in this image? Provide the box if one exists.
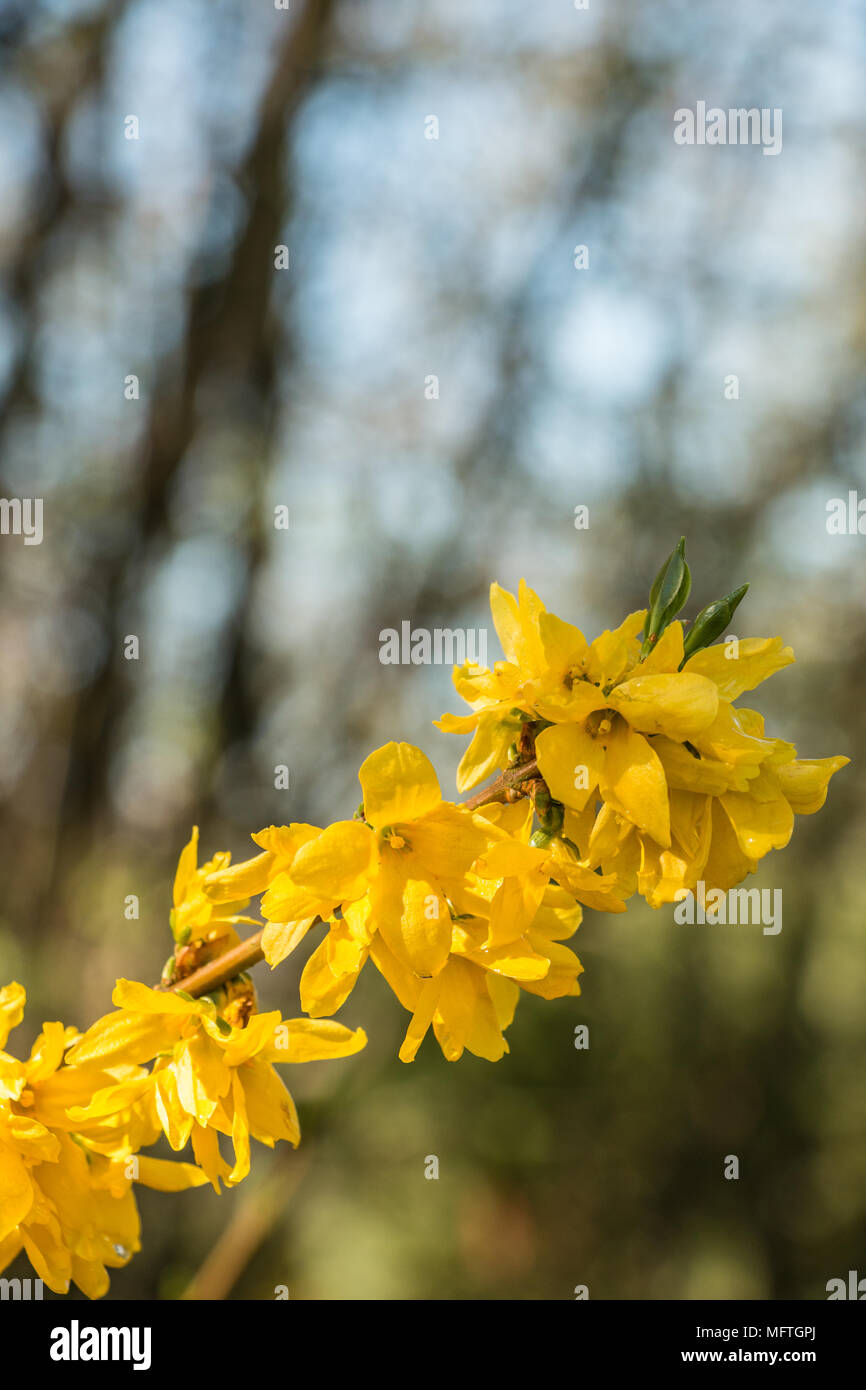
[61,0,338,821]
[180,1150,310,1300]
[0,0,128,440]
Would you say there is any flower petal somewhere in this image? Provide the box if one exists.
[720,780,794,859]
[299,929,368,1017]
[608,673,719,741]
[369,935,423,1012]
[454,714,522,792]
[652,736,751,794]
[173,827,199,907]
[693,702,778,770]
[0,1147,36,1244]
[599,721,670,847]
[535,722,606,812]
[406,804,489,877]
[227,1071,251,1185]
[683,636,794,699]
[702,799,758,891]
[489,582,522,665]
[173,1033,230,1126]
[203,851,274,903]
[585,610,646,685]
[135,1156,210,1191]
[520,939,584,1000]
[435,711,477,734]
[190,1122,231,1192]
[209,1011,284,1067]
[533,681,610,724]
[261,874,327,927]
[485,871,549,947]
[434,960,509,1062]
[267,1017,367,1064]
[289,820,377,900]
[25,1021,68,1083]
[66,1009,175,1068]
[359,742,442,829]
[772,755,849,814]
[538,610,590,674]
[372,852,452,977]
[0,982,25,1051]
[154,1066,195,1152]
[489,579,546,673]
[22,1222,71,1295]
[240,1059,300,1147]
[462,935,551,982]
[252,823,321,860]
[475,839,545,878]
[262,915,318,969]
[398,978,441,1063]
[546,850,629,913]
[637,620,684,674]
[113,979,205,1017]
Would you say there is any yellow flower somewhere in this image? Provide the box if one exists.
[383,803,591,1063]
[249,824,335,970]
[568,731,848,906]
[260,742,493,978]
[169,825,264,953]
[0,982,205,1299]
[440,583,724,844]
[272,761,621,1062]
[165,827,283,991]
[373,943,522,1064]
[434,579,560,791]
[382,858,590,1065]
[439,582,848,887]
[67,981,366,1191]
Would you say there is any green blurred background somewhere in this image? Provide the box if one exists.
[0,0,863,1300]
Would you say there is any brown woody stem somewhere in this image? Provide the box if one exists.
[462,757,539,810]
[168,932,265,997]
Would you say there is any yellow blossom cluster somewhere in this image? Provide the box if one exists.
[0,980,205,1297]
[1,555,848,1298]
[436,580,848,907]
[0,843,365,1297]
[238,742,627,1063]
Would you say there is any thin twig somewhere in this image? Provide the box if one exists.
[180,1150,310,1300]
[463,757,539,811]
[168,931,266,997]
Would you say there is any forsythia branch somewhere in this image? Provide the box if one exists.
[462,756,539,811]
[169,756,541,1000]
[166,928,267,998]
[1,560,850,1300]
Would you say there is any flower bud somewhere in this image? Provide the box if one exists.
[642,538,691,654]
[160,955,179,987]
[541,801,565,837]
[530,828,554,849]
[681,583,749,661]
